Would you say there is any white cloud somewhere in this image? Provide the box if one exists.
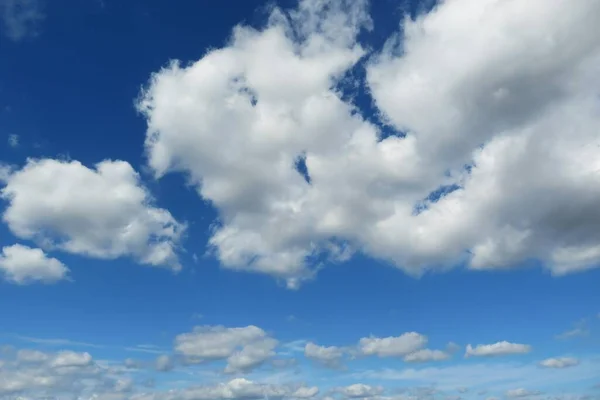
[403,349,450,363]
[174,325,277,373]
[0,158,184,270]
[291,386,320,399]
[0,244,69,284]
[339,384,383,398]
[539,357,579,369]
[465,342,531,358]
[304,342,345,368]
[358,333,427,357]
[50,351,93,368]
[505,389,541,398]
[0,0,44,41]
[137,0,600,286]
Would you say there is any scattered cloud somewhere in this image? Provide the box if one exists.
[539,357,579,369]
[465,342,531,358]
[304,342,345,368]
[0,158,185,270]
[174,325,277,373]
[358,333,427,357]
[0,0,44,41]
[404,349,451,363]
[338,383,383,398]
[0,244,69,284]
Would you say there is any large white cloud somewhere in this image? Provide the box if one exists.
[0,244,69,284]
[137,0,600,286]
[174,325,277,373]
[0,159,184,270]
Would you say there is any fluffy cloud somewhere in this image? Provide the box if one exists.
[403,349,450,363]
[0,159,184,270]
[539,357,579,369]
[304,342,345,368]
[465,342,531,358]
[0,244,69,284]
[174,325,277,373]
[50,351,93,368]
[358,333,427,357]
[339,384,383,398]
[137,0,600,287]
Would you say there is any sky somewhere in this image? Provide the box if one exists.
[0,0,599,399]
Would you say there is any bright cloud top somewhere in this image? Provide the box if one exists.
[137,0,600,287]
[0,244,69,284]
[0,159,184,270]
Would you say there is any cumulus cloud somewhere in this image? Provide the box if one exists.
[465,342,531,358]
[539,357,579,369]
[0,159,184,270]
[174,325,277,373]
[358,333,427,357]
[304,342,345,368]
[0,244,69,284]
[136,0,600,287]
[0,0,44,41]
[338,384,383,398]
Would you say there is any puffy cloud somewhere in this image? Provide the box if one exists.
[137,0,600,286]
[465,342,531,358]
[290,386,319,398]
[0,159,184,270]
[358,333,427,357]
[339,384,383,398]
[404,349,450,363]
[0,244,69,284]
[539,357,579,369]
[505,389,541,398]
[174,325,277,373]
[49,351,93,368]
[304,342,345,368]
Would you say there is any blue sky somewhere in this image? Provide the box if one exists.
[0,0,599,399]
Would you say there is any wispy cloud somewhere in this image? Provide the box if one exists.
[0,0,45,41]
[556,319,590,340]
[14,334,167,354]
[8,134,19,148]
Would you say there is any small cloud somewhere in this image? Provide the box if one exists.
[505,389,541,398]
[8,134,19,148]
[556,319,590,340]
[539,357,579,368]
[0,0,45,41]
[465,341,531,357]
[191,313,203,320]
[286,315,297,322]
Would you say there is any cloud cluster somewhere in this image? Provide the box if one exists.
[135,0,600,287]
[174,325,278,373]
[1,159,184,271]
